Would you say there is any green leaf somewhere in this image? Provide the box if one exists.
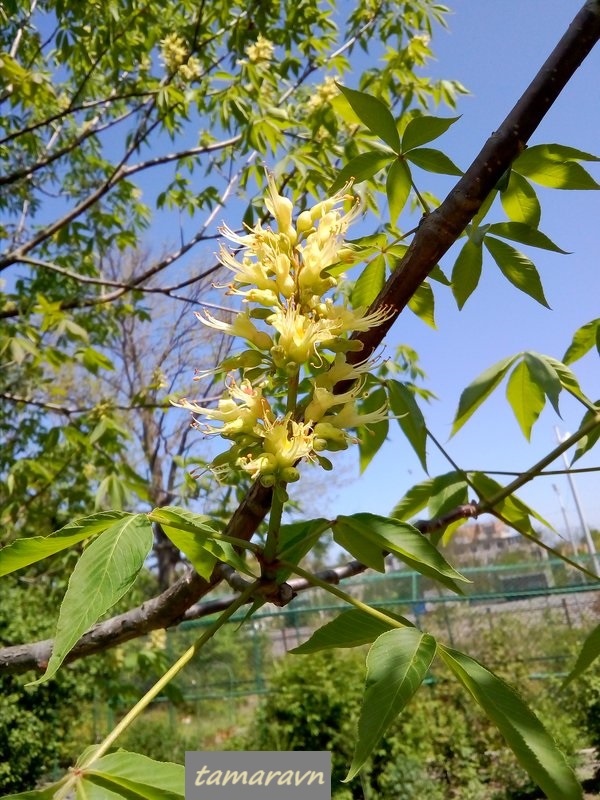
[85,751,184,798]
[2,783,67,799]
[572,404,600,465]
[428,472,469,519]
[351,255,386,309]
[513,144,600,190]
[451,239,483,309]
[276,518,329,581]
[401,115,460,152]
[333,513,468,592]
[386,158,411,224]
[83,773,183,800]
[506,360,545,440]
[387,381,427,471]
[484,236,550,307]
[439,646,582,800]
[148,507,253,579]
[291,608,412,654]
[486,222,568,253]
[337,84,401,151]
[33,514,153,684]
[523,352,562,414]
[345,629,437,781]
[407,280,435,328]
[0,511,129,577]
[469,472,553,536]
[563,622,600,686]
[501,171,541,226]
[405,147,462,175]
[357,386,389,473]
[390,478,435,521]
[330,151,393,194]
[452,355,519,435]
[563,318,600,364]
[540,354,590,405]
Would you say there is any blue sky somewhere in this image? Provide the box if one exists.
[317,0,600,538]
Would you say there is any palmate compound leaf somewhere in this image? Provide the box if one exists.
[333,513,468,593]
[439,645,583,800]
[401,114,460,152]
[345,628,437,781]
[329,150,393,194]
[148,506,255,580]
[31,514,153,685]
[290,608,413,654]
[0,511,129,577]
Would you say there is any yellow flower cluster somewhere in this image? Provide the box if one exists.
[176,177,391,486]
[159,33,201,81]
[246,34,275,63]
[306,76,340,113]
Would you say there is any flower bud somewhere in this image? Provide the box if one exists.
[280,466,300,483]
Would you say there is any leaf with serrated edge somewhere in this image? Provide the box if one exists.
[351,255,386,309]
[506,360,546,440]
[334,513,468,592]
[428,472,469,519]
[0,511,128,578]
[32,514,153,684]
[452,355,519,435]
[337,84,401,151]
[440,646,582,800]
[401,115,460,152]
[485,236,550,307]
[407,280,435,328]
[291,608,412,654]
[390,478,435,521]
[276,518,329,582]
[330,151,393,194]
[345,629,436,781]
[405,147,462,175]
[523,352,562,414]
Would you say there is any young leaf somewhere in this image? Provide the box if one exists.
[386,158,411,224]
[486,221,568,253]
[407,280,435,328]
[401,115,460,152]
[539,354,590,405]
[33,514,153,684]
[276,518,330,581]
[387,381,428,471]
[405,147,462,176]
[0,511,129,577]
[563,318,600,364]
[563,622,600,686]
[451,354,519,435]
[484,236,550,307]
[523,352,562,414]
[505,359,546,440]
[500,171,541,227]
[439,645,583,800]
[351,255,386,309]
[330,151,393,194]
[345,629,437,781]
[333,513,468,592]
[291,608,412,654]
[451,239,483,309]
[390,478,435,521]
[469,472,553,535]
[337,84,401,151]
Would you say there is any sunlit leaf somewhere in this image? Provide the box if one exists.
[330,151,393,194]
[337,85,401,151]
[33,514,153,684]
[386,158,411,224]
[405,147,462,175]
[357,386,389,473]
[291,608,412,654]
[500,171,541,226]
[440,646,583,800]
[484,236,550,307]
[351,255,386,309]
[563,318,600,364]
[505,359,546,440]
[387,381,427,471]
[346,629,437,781]
[451,239,483,309]
[401,115,460,152]
[428,472,469,519]
[451,355,519,435]
[407,280,435,328]
[390,478,435,521]
[486,222,568,253]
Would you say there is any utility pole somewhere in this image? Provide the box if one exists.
[552,482,577,557]
[555,427,600,576]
